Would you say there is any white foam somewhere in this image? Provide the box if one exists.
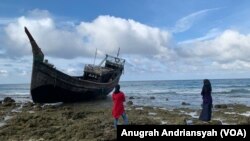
[213,118,231,125]
[11,104,24,113]
[239,111,250,117]
[4,115,13,121]
[125,108,132,111]
[0,122,6,127]
[148,112,157,116]
[179,110,185,113]
[0,115,13,128]
[28,111,35,114]
[152,117,161,120]
[161,121,168,125]
[135,107,144,110]
[186,112,199,118]
[13,92,30,95]
[158,107,167,110]
[42,102,63,107]
[185,119,193,125]
[224,112,236,115]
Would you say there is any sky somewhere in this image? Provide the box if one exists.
[0,0,250,84]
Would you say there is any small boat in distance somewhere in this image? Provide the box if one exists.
[24,27,125,103]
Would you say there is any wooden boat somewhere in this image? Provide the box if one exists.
[24,27,125,103]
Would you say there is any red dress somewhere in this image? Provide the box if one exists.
[112,91,125,118]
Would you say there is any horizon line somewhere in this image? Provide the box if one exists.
[0,77,249,85]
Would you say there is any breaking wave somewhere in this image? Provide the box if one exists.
[214,89,250,94]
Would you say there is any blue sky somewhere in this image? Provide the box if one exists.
[0,0,250,83]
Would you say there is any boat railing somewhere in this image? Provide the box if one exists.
[106,55,125,65]
[98,54,125,66]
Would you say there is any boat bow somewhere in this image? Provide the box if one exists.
[24,27,44,62]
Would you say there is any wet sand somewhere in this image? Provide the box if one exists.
[0,97,250,141]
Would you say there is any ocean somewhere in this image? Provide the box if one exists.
[0,79,250,109]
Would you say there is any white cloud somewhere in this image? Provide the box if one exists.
[124,55,167,74]
[174,29,250,75]
[1,9,250,82]
[27,9,51,19]
[4,12,89,58]
[212,60,250,71]
[178,30,250,63]
[76,16,172,57]
[0,69,8,76]
[178,28,222,44]
[0,17,16,25]
[3,10,173,59]
[63,68,79,76]
[18,70,29,76]
[172,8,221,33]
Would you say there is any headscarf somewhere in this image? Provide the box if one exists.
[114,84,120,94]
[203,79,212,92]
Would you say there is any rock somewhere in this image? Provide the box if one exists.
[2,97,15,106]
[150,96,155,100]
[247,117,250,124]
[185,118,223,125]
[62,111,74,119]
[238,117,250,124]
[72,112,86,120]
[181,102,190,105]
[127,101,133,105]
[214,104,227,109]
[23,102,35,108]
[129,96,135,99]
[189,119,223,125]
[34,104,42,111]
[3,97,15,103]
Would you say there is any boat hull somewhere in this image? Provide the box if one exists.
[31,62,119,103]
[31,85,113,103]
[25,27,124,103]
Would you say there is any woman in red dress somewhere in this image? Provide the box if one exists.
[112,84,128,128]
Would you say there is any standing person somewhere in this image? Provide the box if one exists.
[112,84,128,128]
[199,79,213,121]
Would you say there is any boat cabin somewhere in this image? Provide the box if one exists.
[83,55,125,83]
[83,65,115,82]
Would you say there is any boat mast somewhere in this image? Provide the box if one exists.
[117,47,120,57]
[98,55,107,66]
[93,48,97,65]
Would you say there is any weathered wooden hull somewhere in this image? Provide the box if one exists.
[31,85,114,103]
[31,61,120,103]
[25,27,124,103]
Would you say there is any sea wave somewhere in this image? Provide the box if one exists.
[0,92,29,96]
[127,91,179,95]
[151,91,178,95]
[215,85,250,88]
[214,89,250,94]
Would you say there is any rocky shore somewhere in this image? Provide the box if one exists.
[0,97,250,140]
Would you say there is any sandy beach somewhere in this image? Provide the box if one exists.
[0,96,250,141]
